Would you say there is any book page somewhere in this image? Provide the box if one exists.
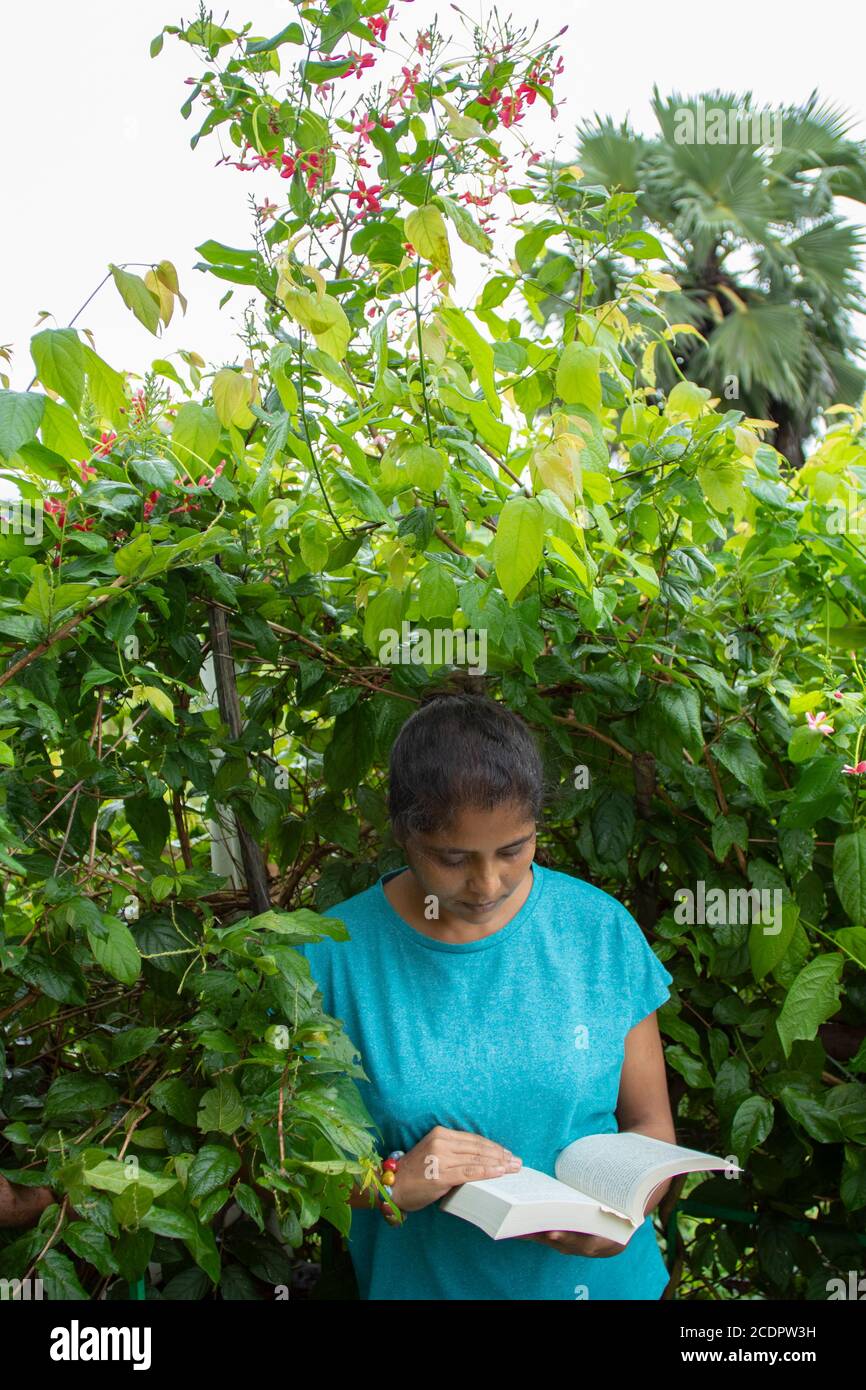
[554,1132,722,1220]
[467,1167,596,1207]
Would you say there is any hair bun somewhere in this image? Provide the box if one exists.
[419,670,488,706]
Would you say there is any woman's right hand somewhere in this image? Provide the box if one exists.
[388,1126,522,1212]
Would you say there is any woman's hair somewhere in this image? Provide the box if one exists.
[387,671,551,843]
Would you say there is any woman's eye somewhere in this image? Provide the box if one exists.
[438,849,522,866]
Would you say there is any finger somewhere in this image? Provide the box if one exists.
[445,1132,517,1161]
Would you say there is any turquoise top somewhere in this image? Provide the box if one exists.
[296,860,674,1300]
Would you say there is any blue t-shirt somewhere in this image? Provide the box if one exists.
[296,860,674,1301]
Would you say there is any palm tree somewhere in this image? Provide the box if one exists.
[558,88,866,466]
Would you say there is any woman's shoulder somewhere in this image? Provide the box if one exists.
[538,863,632,922]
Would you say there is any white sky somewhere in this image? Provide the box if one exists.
[3,0,866,393]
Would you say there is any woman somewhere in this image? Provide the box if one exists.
[296,675,676,1300]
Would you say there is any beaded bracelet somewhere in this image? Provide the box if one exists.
[376,1149,406,1224]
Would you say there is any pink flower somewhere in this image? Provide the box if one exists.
[499,95,524,127]
[79,461,97,483]
[806,710,835,734]
[843,761,866,775]
[340,51,376,80]
[831,690,844,701]
[354,115,377,142]
[94,431,117,457]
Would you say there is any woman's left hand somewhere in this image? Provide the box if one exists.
[515,1230,627,1257]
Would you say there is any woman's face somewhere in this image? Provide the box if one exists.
[400,802,537,924]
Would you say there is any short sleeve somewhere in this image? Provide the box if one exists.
[616,906,673,1031]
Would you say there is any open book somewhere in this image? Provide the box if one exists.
[438,1132,742,1243]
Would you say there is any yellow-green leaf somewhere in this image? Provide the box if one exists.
[404,205,454,284]
[109,264,162,335]
[492,496,544,604]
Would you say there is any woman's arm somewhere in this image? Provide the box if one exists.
[0,1175,56,1229]
[615,1010,677,1216]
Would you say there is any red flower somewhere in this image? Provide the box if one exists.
[477,86,501,107]
[391,63,421,108]
[249,149,279,170]
[79,461,97,483]
[280,153,297,179]
[131,390,147,421]
[72,517,95,532]
[366,14,389,40]
[349,179,383,215]
[94,431,117,457]
[499,95,524,127]
[340,51,376,80]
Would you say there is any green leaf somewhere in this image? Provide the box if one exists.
[731,1095,775,1159]
[197,1076,245,1135]
[439,195,493,254]
[43,1074,119,1123]
[834,831,866,923]
[0,391,45,459]
[417,562,458,620]
[556,342,602,412]
[438,307,499,416]
[140,1204,199,1241]
[30,329,85,410]
[83,1159,179,1199]
[323,700,377,794]
[131,456,177,490]
[150,1078,200,1128]
[112,1182,155,1230]
[109,264,162,335]
[187,1143,241,1200]
[86,918,142,984]
[404,205,454,284]
[492,496,545,604]
[776,953,844,1058]
[37,1248,89,1299]
[332,467,391,524]
[713,731,768,808]
[111,1027,162,1067]
[81,344,127,428]
[245,21,304,53]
